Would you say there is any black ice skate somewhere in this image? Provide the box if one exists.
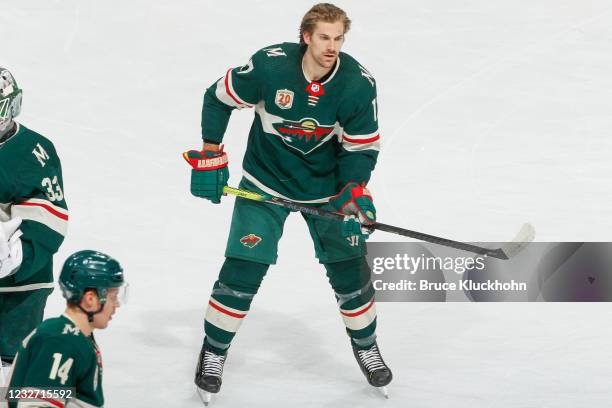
[195,344,227,406]
[352,341,393,398]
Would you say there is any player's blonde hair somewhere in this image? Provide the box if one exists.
[299,3,351,45]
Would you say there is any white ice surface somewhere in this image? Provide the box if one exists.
[3,1,612,406]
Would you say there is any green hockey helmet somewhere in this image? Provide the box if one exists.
[0,68,22,133]
[59,250,127,305]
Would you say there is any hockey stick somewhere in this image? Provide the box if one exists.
[222,186,535,260]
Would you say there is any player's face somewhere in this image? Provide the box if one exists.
[92,288,120,329]
[304,20,345,69]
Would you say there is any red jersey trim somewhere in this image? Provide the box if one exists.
[20,200,69,221]
[342,134,380,144]
[224,69,252,108]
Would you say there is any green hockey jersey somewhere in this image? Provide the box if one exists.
[0,123,68,291]
[6,314,104,408]
[202,42,380,203]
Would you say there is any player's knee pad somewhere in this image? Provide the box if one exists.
[217,257,269,296]
[324,257,371,293]
[324,257,374,308]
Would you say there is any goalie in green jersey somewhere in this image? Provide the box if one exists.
[185,3,392,401]
[3,250,128,408]
[0,68,69,381]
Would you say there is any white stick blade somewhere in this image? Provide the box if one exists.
[501,222,536,258]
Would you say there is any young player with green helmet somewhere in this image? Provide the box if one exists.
[184,3,392,403]
[0,67,69,381]
[3,250,127,408]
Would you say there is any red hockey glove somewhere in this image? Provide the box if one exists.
[183,146,229,204]
[329,182,376,238]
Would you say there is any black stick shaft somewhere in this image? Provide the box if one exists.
[372,222,508,259]
[223,186,508,260]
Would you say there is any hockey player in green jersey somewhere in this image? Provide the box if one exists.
[0,68,69,381]
[184,3,392,401]
[4,250,127,408]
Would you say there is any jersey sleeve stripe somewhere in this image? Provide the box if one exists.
[214,72,244,109]
[341,131,381,151]
[12,199,69,236]
[0,282,55,292]
[19,199,69,220]
[342,134,380,144]
[41,398,65,408]
[341,139,381,152]
[14,396,64,407]
[214,69,253,109]
[224,69,251,107]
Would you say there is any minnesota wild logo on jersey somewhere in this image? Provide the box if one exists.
[240,233,262,248]
[273,118,336,154]
[203,42,381,202]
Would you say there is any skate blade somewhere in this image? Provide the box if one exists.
[196,387,212,406]
[378,386,389,399]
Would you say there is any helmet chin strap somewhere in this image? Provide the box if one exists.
[78,301,105,323]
